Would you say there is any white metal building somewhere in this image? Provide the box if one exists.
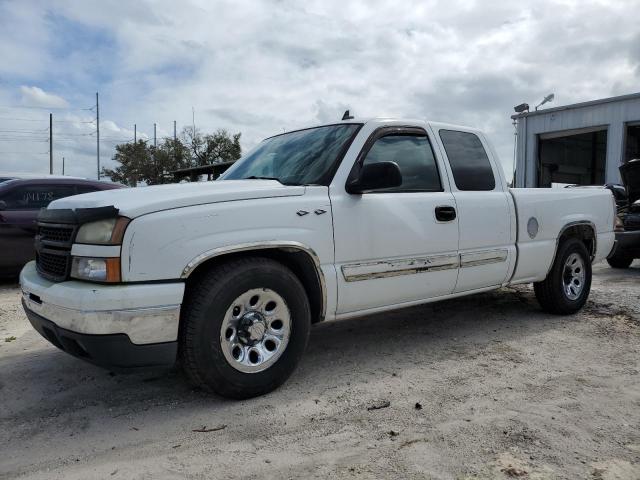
[512,92,640,187]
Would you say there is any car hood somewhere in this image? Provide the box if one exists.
[620,159,640,205]
[47,180,306,218]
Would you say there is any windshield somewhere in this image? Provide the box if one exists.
[221,123,361,185]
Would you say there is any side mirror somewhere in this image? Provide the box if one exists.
[0,200,6,211]
[346,161,403,194]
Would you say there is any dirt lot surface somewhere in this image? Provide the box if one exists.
[1,263,639,479]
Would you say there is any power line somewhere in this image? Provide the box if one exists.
[0,116,94,124]
[0,128,49,133]
[55,120,95,124]
[54,132,97,137]
[0,117,47,122]
[0,151,49,154]
[0,104,94,111]
[0,138,49,142]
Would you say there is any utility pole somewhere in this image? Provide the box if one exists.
[49,113,53,174]
[512,118,518,187]
[96,92,100,180]
[153,123,157,182]
[174,120,177,163]
[192,107,195,134]
[62,157,65,175]
[134,123,137,143]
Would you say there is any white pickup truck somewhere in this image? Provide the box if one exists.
[20,118,616,398]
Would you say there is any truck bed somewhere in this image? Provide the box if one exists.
[508,187,616,284]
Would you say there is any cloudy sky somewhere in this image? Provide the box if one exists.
[0,0,638,180]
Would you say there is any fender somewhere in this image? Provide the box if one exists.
[546,220,597,276]
[180,240,327,319]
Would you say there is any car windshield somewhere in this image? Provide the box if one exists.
[221,124,361,185]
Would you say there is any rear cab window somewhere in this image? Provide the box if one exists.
[439,130,496,191]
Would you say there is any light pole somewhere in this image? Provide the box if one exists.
[535,93,555,111]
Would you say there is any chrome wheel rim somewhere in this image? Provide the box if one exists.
[220,288,291,373]
[563,253,585,300]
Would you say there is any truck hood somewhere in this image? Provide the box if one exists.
[48,180,306,218]
[620,159,640,205]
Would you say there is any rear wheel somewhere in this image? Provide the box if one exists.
[180,257,311,399]
[606,253,633,269]
[534,238,592,315]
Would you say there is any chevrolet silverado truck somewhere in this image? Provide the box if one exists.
[20,118,616,399]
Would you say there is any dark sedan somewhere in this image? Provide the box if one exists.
[0,177,123,277]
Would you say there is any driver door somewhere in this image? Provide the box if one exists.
[331,127,459,315]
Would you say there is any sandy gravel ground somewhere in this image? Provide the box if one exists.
[1,263,639,479]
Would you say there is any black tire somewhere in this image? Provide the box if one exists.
[180,257,311,399]
[606,253,633,269]
[534,238,592,315]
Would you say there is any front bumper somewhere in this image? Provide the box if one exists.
[23,303,178,369]
[612,230,640,258]
[20,261,185,369]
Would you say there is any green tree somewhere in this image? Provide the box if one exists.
[102,138,192,186]
[103,128,242,185]
[101,140,150,187]
[181,127,242,166]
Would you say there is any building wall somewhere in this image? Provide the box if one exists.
[515,94,640,187]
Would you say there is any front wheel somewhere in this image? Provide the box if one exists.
[180,257,311,399]
[534,238,592,315]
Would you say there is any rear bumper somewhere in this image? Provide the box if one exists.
[612,230,640,258]
[23,301,177,369]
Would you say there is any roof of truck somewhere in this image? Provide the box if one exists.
[344,117,479,131]
[267,117,480,140]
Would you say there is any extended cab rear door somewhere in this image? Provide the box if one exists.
[430,125,516,293]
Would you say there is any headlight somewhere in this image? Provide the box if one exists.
[71,257,121,282]
[75,217,130,245]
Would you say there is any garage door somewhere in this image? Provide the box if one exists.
[537,128,607,187]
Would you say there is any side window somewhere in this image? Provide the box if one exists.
[362,134,441,192]
[1,185,76,210]
[439,130,496,191]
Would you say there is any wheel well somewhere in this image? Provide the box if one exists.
[184,248,325,323]
[558,223,596,258]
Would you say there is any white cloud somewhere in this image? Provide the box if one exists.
[20,86,69,108]
[0,0,638,179]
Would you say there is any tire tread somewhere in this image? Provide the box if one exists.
[534,238,591,315]
[179,257,310,398]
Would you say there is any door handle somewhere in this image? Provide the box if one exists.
[435,205,456,222]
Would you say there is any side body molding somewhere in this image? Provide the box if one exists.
[181,241,327,319]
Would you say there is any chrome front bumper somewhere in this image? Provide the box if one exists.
[20,262,185,345]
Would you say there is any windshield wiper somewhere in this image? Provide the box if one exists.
[244,176,298,186]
